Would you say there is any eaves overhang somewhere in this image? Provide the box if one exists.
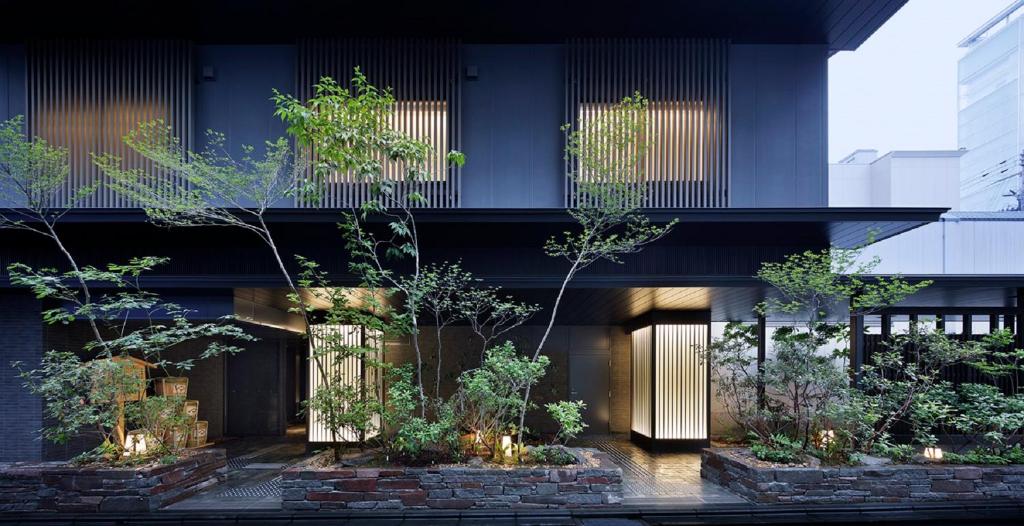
[38,206,946,248]
[4,0,906,49]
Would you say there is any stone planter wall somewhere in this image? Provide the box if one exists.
[0,448,226,512]
[281,449,623,510]
[702,448,1024,504]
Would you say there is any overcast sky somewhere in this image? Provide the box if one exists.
[828,0,1011,162]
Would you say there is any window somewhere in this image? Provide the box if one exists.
[27,40,193,208]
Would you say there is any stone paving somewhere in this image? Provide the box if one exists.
[165,430,312,511]
[169,432,743,511]
[580,435,745,505]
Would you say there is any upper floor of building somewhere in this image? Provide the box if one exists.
[0,1,906,210]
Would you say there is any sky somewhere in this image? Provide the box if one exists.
[828,0,1011,162]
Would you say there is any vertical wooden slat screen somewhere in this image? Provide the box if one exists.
[630,326,653,438]
[308,324,384,443]
[296,39,461,208]
[654,324,708,440]
[565,39,729,208]
[27,40,193,208]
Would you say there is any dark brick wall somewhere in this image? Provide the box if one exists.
[0,290,43,462]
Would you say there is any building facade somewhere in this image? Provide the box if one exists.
[0,1,940,461]
[958,0,1024,211]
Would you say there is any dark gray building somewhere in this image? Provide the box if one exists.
[1,0,962,460]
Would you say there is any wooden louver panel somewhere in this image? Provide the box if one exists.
[27,40,193,208]
[307,324,384,443]
[631,326,653,438]
[296,39,461,208]
[565,39,729,208]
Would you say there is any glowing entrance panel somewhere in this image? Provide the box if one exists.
[307,324,383,443]
[628,312,710,450]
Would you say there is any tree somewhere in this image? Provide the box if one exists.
[11,257,252,454]
[274,69,465,416]
[0,116,106,348]
[459,286,540,362]
[94,121,311,329]
[516,92,677,447]
[753,241,931,451]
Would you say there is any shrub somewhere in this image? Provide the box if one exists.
[750,433,803,464]
[872,441,915,464]
[529,445,576,465]
[545,400,587,445]
[455,342,549,461]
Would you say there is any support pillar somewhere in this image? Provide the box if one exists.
[756,314,766,410]
[849,303,865,387]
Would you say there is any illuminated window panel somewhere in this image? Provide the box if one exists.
[628,311,710,451]
[576,101,711,183]
[307,324,384,443]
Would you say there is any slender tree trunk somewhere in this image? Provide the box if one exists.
[43,222,107,352]
[516,259,580,448]
[435,318,444,400]
[256,216,341,448]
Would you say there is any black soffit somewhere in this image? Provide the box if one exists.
[48,207,947,248]
[4,0,905,50]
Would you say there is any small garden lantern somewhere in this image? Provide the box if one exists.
[924,446,943,461]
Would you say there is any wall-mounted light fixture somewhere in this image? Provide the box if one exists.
[307,324,384,444]
[628,311,710,451]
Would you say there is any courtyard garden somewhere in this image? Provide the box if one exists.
[0,72,671,511]
[700,238,1024,503]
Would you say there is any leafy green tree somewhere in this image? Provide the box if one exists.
[459,286,540,361]
[292,256,398,455]
[0,116,106,347]
[754,240,930,452]
[517,92,677,447]
[274,69,465,416]
[456,342,549,460]
[94,121,312,330]
[852,323,994,452]
[11,257,252,455]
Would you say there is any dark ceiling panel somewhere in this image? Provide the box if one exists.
[4,0,907,49]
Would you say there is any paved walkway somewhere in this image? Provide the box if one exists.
[165,428,313,511]
[581,435,745,506]
[168,432,743,511]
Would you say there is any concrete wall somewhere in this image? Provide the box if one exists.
[0,290,42,462]
[860,214,1024,275]
[461,45,565,208]
[829,150,962,209]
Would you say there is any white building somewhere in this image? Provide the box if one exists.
[958,0,1024,211]
[830,149,1024,276]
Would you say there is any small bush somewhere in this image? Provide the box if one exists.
[872,441,915,464]
[750,433,803,464]
[529,445,576,465]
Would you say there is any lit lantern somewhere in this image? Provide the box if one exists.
[501,435,514,458]
[818,429,835,447]
[924,447,943,460]
[123,429,148,456]
[628,311,710,451]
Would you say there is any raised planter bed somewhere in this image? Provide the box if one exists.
[280,448,623,510]
[0,448,226,512]
[702,447,1024,504]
